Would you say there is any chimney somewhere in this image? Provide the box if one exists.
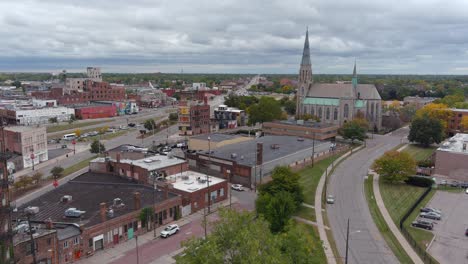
[134,192,141,210]
[100,202,107,222]
[116,153,121,163]
[203,96,208,105]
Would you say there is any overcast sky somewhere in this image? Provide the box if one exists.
[1,0,468,74]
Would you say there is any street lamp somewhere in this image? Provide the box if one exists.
[345,218,361,264]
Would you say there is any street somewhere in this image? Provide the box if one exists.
[326,128,409,264]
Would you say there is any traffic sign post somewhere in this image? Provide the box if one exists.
[72,139,76,155]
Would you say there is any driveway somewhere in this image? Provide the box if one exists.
[326,128,408,263]
[427,191,468,264]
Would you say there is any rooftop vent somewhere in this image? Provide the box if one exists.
[231,153,237,159]
[61,195,72,203]
[65,208,85,218]
[113,198,124,208]
[107,209,114,218]
[24,206,39,215]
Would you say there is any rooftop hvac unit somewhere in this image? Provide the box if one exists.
[65,208,86,218]
[61,195,73,203]
[24,206,39,215]
[231,153,237,159]
[113,198,124,207]
[182,175,189,180]
[107,209,114,218]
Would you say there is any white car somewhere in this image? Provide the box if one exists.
[231,184,244,191]
[160,224,179,238]
[326,195,335,204]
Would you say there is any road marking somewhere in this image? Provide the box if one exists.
[185,231,192,235]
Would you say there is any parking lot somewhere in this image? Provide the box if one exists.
[426,191,468,263]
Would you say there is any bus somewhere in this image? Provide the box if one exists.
[62,133,76,141]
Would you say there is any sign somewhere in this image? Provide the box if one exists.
[53,180,58,187]
[30,153,35,159]
[72,139,76,145]
[180,107,189,115]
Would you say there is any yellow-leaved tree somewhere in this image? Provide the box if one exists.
[415,103,452,131]
[461,116,468,132]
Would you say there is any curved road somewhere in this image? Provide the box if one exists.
[327,127,408,264]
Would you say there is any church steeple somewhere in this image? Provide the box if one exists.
[298,28,313,84]
[352,60,358,90]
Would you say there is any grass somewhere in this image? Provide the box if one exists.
[61,155,97,177]
[436,185,464,193]
[47,120,112,133]
[364,175,413,263]
[49,126,119,140]
[295,221,327,263]
[402,145,436,162]
[379,179,426,224]
[83,130,128,141]
[296,205,316,222]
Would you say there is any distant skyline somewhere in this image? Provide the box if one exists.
[1,0,468,74]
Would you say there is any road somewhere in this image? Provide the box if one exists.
[327,128,408,264]
[233,75,259,96]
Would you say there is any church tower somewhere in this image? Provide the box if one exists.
[352,60,358,97]
[296,28,313,118]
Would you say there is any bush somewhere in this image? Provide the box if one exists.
[404,176,434,187]
[417,160,434,168]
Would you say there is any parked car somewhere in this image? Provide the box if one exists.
[160,224,179,238]
[450,181,459,187]
[460,182,468,188]
[465,188,468,195]
[440,179,447,185]
[231,184,244,191]
[128,123,136,127]
[411,219,434,230]
[420,212,441,220]
[420,207,442,215]
[326,195,335,204]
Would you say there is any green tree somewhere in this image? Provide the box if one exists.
[408,115,444,147]
[50,166,64,179]
[139,207,155,231]
[259,166,304,207]
[48,117,58,124]
[90,139,105,154]
[340,120,366,143]
[373,151,416,183]
[31,172,43,185]
[256,191,297,233]
[247,97,282,125]
[283,100,296,115]
[144,119,157,131]
[400,104,417,122]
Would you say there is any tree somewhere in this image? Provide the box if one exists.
[247,97,282,125]
[144,119,157,131]
[259,166,304,207]
[415,103,452,131]
[139,207,154,231]
[31,172,43,185]
[461,116,468,132]
[50,166,64,179]
[400,104,417,122]
[340,120,366,143]
[90,139,105,154]
[49,117,58,124]
[373,151,416,183]
[169,112,178,121]
[283,100,296,115]
[74,129,82,138]
[408,115,444,147]
[70,114,77,122]
[353,117,369,130]
[256,191,297,233]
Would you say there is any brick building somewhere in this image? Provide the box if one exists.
[178,100,211,136]
[434,133,468,181]
[262,120,338,140]
[448,108,468,135]
[74,104,118,120]
[13,172,182,263]
[2,126,48,170]
[213,105,246,129]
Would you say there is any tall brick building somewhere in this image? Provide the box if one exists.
[178,99,211,136]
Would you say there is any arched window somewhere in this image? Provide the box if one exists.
[301,87,304,95]
[311,107,315,116]
[334,108,338,120]
[344,104,349,118]
[370,103,375,121]
[318,107,322,119]
[326,108,330,120]
[303,106,307,115]
[375,103,379,119]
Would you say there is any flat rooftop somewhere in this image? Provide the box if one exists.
[14,172,178,228]
[438,133,468,154]
[264,120,338,129]
[92,153,186,171]
[5,126,45,133]
[165,171,225,193]
[191,133,247,143]
[195,135,327,166]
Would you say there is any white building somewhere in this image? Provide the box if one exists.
[192,83,207,90]
[87,67,102,81]
[13,107,74,125]
[64,66,102,94]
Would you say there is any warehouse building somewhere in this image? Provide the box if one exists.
[434,133,468,181]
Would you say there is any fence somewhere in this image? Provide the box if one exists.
[399,186,438,264]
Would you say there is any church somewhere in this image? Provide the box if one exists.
[296,30,382,131]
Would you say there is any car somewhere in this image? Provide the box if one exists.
[326,195,335,204]
[420,212,441,220]
[450,181,459,187]
[420,207,442,215]
[465,188,468,194]
[231,184,244,191]
[88,131,99,136]
[440,179,447,185]
[160,224,179,238]
[411,219,434,230]
[128,123,136,127]
[461,182,468,188]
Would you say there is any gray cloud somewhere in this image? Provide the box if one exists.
[1,0,468,74]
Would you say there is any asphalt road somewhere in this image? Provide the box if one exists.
[327,128,408,264]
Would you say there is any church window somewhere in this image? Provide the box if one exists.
[371,103,375,120]
[303,106,307,115]
[301,87,304,95]
[311,108,315,116]
[326,108,330,120]
[334,108,338,120]
[344,104,349,118]
[318,107,322,119]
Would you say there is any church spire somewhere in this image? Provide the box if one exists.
[301,28,311,66]
[352,59,358,90]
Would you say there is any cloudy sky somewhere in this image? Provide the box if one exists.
[1,0,468,74]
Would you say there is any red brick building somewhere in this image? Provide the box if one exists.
[32,80,125,106]
[74,104,117,120]
[178,100,211,136]
[13,172,182,263]
[448,109,468,135]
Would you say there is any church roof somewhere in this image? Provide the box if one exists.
[301,29,311,66]
[306,83,381,100]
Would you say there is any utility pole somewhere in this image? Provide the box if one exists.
[345,218,350,264]
[27,214,38,264]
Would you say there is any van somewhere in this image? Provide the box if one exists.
[62,133,76,141]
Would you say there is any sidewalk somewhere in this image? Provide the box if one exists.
[371,171,424,264]
[315,145,364,264]
[77,197,238,264]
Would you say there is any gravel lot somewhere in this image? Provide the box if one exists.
[427,191,468,263]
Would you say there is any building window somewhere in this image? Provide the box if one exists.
[88,238,93,248]
[311,108,315,116]
[334,108,338,120]
[64,241,69,248]
[318,107,322,119]
[344,104,349,118]
[326,108,330,120]
[73,237,79,245]
[163,210,167,220]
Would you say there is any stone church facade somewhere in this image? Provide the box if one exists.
[296,30,382,131]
